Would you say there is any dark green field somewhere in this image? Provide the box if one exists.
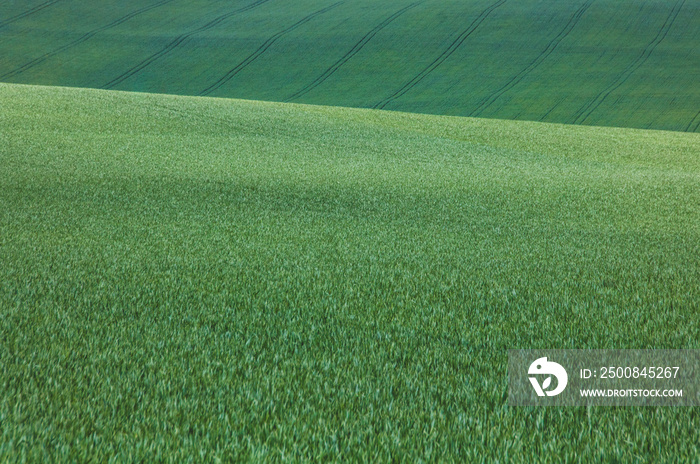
[1,0,699,132]
[1,83,699,462]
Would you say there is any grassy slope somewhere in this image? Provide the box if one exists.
[1,82,699,461]
[1,0,699,132]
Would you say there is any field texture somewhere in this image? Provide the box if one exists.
[1,0,699,132]
[1,83,699,461]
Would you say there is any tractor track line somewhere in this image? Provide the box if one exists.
[372,0,507,110]
[572,0,686,125]
[1,0,177,80]
[539,99,564,122]
[471,0,594,117]
[685,109,700,133]
[0,0,62,29]
[103,0,274,89]
[200,2,344,97]
[285,2,421,103]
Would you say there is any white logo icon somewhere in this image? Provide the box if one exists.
[528,357,568,397]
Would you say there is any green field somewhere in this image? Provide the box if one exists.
[1,82,699,461]
[1,0,699,132]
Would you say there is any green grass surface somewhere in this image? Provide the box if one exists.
[1,0,699,132]
[1,82,699,461]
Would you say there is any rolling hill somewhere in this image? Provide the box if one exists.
[1,0,699,132]
[1,82,698,461]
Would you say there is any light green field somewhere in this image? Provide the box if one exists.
[1,82,698,461]
[1,0,699,132]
